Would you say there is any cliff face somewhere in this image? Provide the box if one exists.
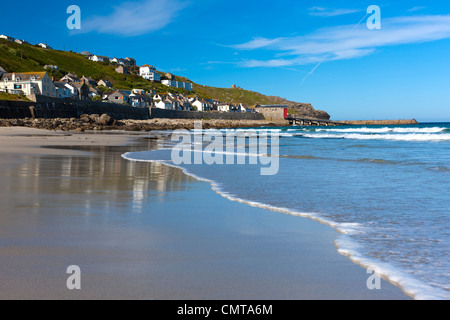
[289,103,331,120]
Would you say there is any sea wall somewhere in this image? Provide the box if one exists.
[0,98,149,120]
[149,108,265,121]
[0,97,265,121]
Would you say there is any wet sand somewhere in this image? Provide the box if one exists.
[0,127,410,299]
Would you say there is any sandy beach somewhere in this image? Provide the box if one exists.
[0,127,410,300]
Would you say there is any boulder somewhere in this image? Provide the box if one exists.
[97,114,116,126]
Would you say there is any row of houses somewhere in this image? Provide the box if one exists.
[0,34,52,49]
[0,65,248,112]
[80,51,137,67]
[83,52,193,91]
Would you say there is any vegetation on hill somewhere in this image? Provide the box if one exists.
[0,39,330,118]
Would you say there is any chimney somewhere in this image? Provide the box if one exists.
[12,73,15,81]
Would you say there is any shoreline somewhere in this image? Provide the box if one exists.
[0,117,422,133]
[0,127,411,299]
[0,117,291,132]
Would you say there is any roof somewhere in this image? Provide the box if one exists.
[255,105,288,108]
[98,79,112,86]
[71,82,88,89]
[0,72,47,81]
[0,66,6,73]
[54,81,66,88]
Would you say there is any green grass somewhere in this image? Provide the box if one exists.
[191,85,296,107]
[0,92,31,101]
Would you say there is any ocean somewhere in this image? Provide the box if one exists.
[123,123,450,300]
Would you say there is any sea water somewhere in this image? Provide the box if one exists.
[123,123,450,300]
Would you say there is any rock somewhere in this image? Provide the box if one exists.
[98,114,115,126]
[290,103,331,120]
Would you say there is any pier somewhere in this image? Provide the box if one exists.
[287,116,349,126]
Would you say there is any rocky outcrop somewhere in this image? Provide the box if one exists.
[0,115,289,132]
[290,103,331,120]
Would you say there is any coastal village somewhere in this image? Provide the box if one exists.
[0,34,253,114]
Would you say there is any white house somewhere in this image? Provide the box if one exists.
[217,103,232,112]
[90,55,108,62]
[140,65,161,82]
[192,99,211,112]
[0,35,14,41]
[38,43,53,49]
[0,72,56,97]
[161,80,177,87]
[154,99,173,110]
[110,57,126,65]
[237,103,247,112]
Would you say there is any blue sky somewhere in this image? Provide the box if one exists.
[1,0,450,121]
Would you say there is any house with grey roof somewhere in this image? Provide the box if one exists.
[98,79,113,88]
[0,72,56,97]
[80,51,93,58]
[71,81,90,100]
[54,81,75,99]
[15,39,29,45]
[81,76,97,87]
[115,65,129,74]
[108,91,131,105]
[124,57,136,66]
[60,73,80,83]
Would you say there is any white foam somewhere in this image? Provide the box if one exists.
[298,133,450,141]
[335,236,449,300]
[315,127,446,134]
[121,151,450,300]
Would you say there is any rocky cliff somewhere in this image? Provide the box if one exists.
[289,103,331,120]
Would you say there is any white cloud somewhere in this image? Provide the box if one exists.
[231,37,282,50]
[408,6,426,13]
[82,0,188,36]
[230,14,450,67]
[308,6,362,17]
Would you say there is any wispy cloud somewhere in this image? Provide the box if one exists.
[82,0,188,36]
[308,6,362,17]
[230,14,450,68]
[408,6,426,13]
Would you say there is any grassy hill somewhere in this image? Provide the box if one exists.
[0,39,329,116]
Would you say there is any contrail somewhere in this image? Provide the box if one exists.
[300,11,370,87]
[300,60,325,86]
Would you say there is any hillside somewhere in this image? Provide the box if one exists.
[0,39,330,118]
